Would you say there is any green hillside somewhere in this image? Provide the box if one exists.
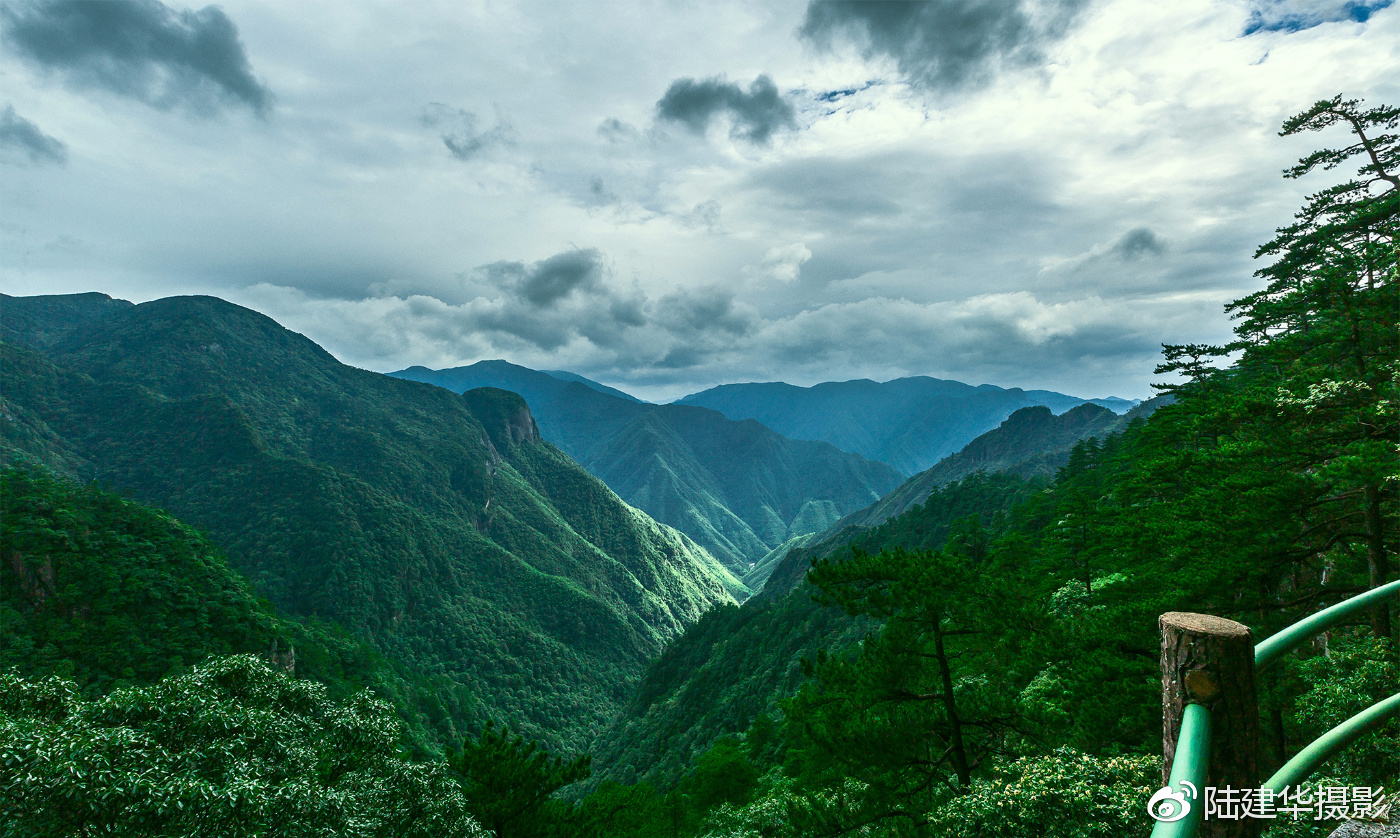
[392,361,904,583]
[0,465,473,751]
[2,466,340,695]
[0,293,741,753]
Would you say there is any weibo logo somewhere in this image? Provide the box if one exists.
[1147,782,1197,822]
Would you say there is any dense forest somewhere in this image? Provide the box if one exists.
[1,96,1395,836]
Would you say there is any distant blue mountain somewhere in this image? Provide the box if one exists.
[675,377,1138,475]
[394,360,641,406]
[541,369,647,403]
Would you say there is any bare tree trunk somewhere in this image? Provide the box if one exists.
[932,620,971,789]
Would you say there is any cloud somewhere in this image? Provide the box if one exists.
[0,0,271,116]
[421,103,514,160]
[586,175,618,206]
[1111,227,1166,261]
[492,248,607,307]
[798,0,1090,92]
[597,117,640,143]
[236,248,764,379]
[1242,0,1393,34]
[0,105,67,164]
[743,155,905,221]
[681,200,723,231]
[814,82,877,104]
[738,151,1065,288]
[228,240,1210,401]
[655,74,797,144]
[745,243,812,283]
[238,275,1199,402]
[653,285,758,338]
[1036,227,1174,290]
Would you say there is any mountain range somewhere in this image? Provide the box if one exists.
[391,362,905,587]
[677,378,1137,475]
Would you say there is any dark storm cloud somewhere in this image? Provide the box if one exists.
[0,0,271,116]
[0,105,67,164]
[485,248,606,308]
[421,103,514,161]
[1112,227,1165,260]
[655,75,797,144]
[654,285,757,338]
[799,0,1090,91]
[1242,0,1393,34]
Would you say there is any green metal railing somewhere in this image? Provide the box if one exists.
[1262,690,1400,793]
[1150,579,1400,838]
[1255,581,1400,671]
[1150,704,1211,838]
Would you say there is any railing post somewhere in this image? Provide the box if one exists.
[1161,612,1261,838]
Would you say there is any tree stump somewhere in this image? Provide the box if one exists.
[1161,612,1261,838]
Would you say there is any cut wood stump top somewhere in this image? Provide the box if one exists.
[1160,612,1253,637]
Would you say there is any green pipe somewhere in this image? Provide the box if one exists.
[1151,703,1212,838]
[1263,691,1400,793]
[1254,579,1400,672]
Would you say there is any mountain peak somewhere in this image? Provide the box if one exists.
[463,386,542,449]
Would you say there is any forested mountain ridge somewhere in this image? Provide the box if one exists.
[812,395,1173,549]
[392,360,904,583]
[0,292,742,752]
[0,465,421,726]
[676,376,1137,474]
[395,360,645,407]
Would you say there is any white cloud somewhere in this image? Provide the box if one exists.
[227,271,1226,402]
[744,242,812,283]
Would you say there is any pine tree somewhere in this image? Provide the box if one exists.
[1156,96,1399,639]
[453,720,592,837]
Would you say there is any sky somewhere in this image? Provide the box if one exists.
[1,0,1397,402]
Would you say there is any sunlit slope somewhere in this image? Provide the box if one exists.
[393,361,904,579]
[592,471,1038,788]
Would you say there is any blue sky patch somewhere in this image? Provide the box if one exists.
[1243,0,1393,35]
